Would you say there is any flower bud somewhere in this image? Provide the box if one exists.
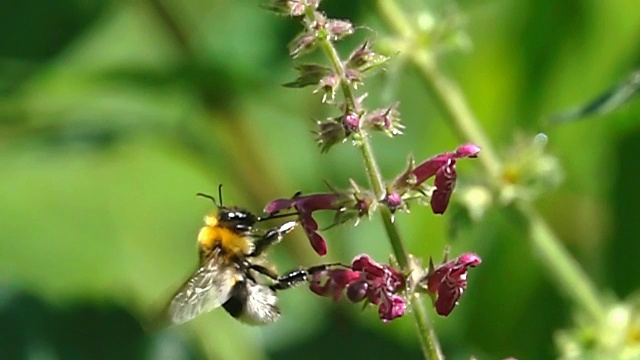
[314,118,346,153]
[362,102,404,137]
[262,0,321,16]
[314,73,340,103]
[325,19,354,41]
[346,41,390,74]
[289,32,317,58]
[342,112,360,134]
[283,64,332,88]
[383,190,404,213]
[346,280,369,303]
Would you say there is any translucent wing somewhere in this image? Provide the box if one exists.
[167,256,237,325]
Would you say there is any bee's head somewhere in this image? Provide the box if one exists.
[217,207,258,232]
[197,187,259,233]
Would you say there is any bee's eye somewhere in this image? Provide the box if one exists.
[222,211,249,222]
[232,211,249,220]
[219,212,233,222]
[219,209,257,228]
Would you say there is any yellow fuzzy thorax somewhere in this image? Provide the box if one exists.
[197,213,253,262]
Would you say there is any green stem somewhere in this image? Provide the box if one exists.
[375,0,607,324]
[380,205,443,360]
[311,11,443,360]
[356,86,444,360]
[516,201,607,322]
[318,36,357,110]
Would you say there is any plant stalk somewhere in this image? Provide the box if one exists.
[313,11,444,360]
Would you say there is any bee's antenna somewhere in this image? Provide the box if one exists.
[196,192,219,208]
[217,184,224,207]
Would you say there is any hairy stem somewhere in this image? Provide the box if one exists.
[310,11,444,360]
[375,0,607,324]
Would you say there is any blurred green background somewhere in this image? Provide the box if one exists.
[1,0,640,359]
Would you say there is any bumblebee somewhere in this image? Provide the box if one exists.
[164,188,335,325]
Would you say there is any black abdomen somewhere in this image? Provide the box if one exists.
[222,281,249,318]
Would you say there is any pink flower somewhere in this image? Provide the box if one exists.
[265,193,341,256]
[265,187,374,255]
[310,254,406,322]
[310,268,361,301]
[396,143,481,214]
[420,252,481,316]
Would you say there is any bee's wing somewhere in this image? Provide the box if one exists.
[166,257,237,325]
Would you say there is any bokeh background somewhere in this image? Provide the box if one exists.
[1,0,640,359]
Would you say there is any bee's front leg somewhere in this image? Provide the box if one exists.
[250,221,298,256]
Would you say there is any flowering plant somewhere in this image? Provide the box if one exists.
[259,1,483,356]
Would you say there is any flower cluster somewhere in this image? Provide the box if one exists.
[265,186,373,255]
[418,253,482,316]
[271,2,396,151]
[264,144,480,256]
[310,255,406,322]
[309,252,482,321]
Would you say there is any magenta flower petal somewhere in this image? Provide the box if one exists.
[397,143,480,215]
[454,143,481,158]
[309,280,328,297]
[265,193,341,214]
[424,266,449,294]
[264,193,341,255]
[310,268,361,300]
[308,231,328,256]
[295,193,342,212]
[264,198,296,213]
[430,159,457,214]
[411,154,451,187]
[379,294,406,322]
[422,252,481,317]
[331,269,362,287]
[434,276,463,316]
[297,212,328,255]
[351,254,385,277]
[458,253,482,267]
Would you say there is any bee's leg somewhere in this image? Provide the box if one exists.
[248,264,280,280]
[250,221,298,257]
[270,263,347,291]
